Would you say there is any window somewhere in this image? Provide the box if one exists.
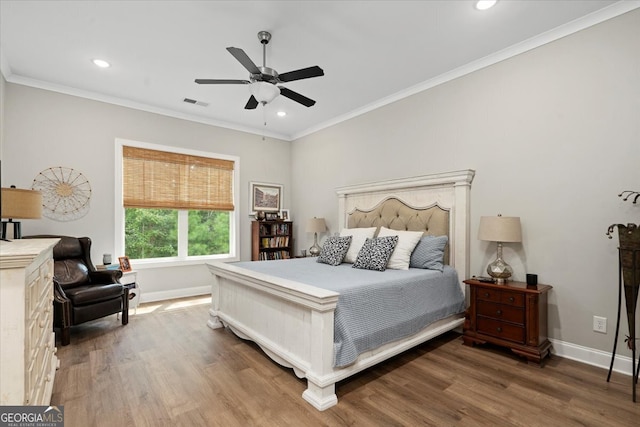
[115,139,239,265]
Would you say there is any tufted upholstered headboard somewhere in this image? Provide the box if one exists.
[346,197,451,264]
[336,170,475,289]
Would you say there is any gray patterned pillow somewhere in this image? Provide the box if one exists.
[409,235,448,271]
[352,236,399,272]
[317,235,353,266]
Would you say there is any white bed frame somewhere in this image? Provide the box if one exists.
[207,169,474,410]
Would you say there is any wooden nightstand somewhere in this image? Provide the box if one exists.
[462,278,552,364]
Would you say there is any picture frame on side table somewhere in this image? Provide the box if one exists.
[118,256,132,272]
[250,182,283,214]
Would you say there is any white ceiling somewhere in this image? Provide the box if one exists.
[1,1,635,141]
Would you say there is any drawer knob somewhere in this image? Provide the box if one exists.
[483,292,490,298]
[496,327,502,333]
[496,310,502,315]
[508,297,515,302]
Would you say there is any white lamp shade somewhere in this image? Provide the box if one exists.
[1,187,42,219]
[249,82,281,104]
[478,216,522,242]
[306,217,327,233]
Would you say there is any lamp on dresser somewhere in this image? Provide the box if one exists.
[1,186,42,240]
[478,214,522,284]
[306,217,327,257]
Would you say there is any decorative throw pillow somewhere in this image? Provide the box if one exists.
[317,235,352,266]
[340,227,377,263]
[409,235,448,271]
[352,236,399,272]
[377,227,424,270]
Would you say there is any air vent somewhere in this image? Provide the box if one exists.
[183,98,209,107]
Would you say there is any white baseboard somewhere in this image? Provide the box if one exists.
[139,285,210,303]
[550,338,637,377]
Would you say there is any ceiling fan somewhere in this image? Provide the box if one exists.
[195,31,324,110]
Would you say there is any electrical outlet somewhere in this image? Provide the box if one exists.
[593,316,607,333]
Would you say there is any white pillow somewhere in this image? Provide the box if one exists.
[340,227,376,263]
[377,227,424,270]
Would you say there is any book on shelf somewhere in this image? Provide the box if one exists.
[258,250,291,261]
[259,222,290,236]
[260,236,290,249]
[96,264,120,271]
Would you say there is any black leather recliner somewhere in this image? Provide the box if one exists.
[26,235,129,345]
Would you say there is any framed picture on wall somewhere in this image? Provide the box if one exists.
[250,182,283,213]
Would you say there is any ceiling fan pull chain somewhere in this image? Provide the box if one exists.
[263,104,267,127]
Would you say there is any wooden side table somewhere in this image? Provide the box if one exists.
[462,278,552,364]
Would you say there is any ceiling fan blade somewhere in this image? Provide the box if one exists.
[195,79,250,84]
[244,95,259,110]
[279,87,316,107]
[278,66,324,82]
[227,47,261,75]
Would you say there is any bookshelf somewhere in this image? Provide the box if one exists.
[251,220,293,261]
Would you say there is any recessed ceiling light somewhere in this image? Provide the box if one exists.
[475,0,497,11]
[277,111,287,117]
[92,59,110,68]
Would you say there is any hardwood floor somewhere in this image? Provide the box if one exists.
[51,296,639,426]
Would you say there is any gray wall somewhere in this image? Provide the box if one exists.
[3,85,290,298]
[291,9,640,357]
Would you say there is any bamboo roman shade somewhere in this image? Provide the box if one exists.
[123,146,234,211]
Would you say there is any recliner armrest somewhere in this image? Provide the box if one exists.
[89,269,123,284]
[53,278,70,304]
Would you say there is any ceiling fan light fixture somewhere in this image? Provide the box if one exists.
[250,81,280,104]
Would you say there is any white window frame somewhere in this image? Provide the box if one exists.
[114,138,240,268]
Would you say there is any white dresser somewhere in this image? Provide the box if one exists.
[0,238,59,405]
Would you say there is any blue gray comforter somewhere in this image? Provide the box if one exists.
[232,258,465,367]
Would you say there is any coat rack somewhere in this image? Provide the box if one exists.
[606,190,639,402]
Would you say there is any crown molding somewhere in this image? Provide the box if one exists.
[4,74,291,141]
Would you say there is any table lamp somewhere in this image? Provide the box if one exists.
[306,217,327,257]
[478,214,522,284]
[1,186,43,240]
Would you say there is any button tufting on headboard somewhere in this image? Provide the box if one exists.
[347,197,450,263]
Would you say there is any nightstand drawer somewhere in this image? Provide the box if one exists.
[477,317,525,343]
[477,300,524,324]
[476,288,524,307]
[500,291,524,307]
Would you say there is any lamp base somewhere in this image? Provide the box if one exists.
[309,244,321,257]
[309,232,321,257]
[486,257,513,284]
[1,220,22,240]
